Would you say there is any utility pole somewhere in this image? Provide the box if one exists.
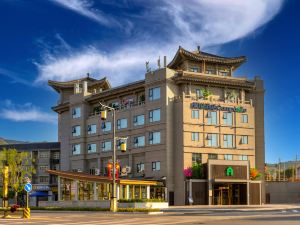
[278,158,281,181]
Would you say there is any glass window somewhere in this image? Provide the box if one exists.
[39,152,49,158]
[134,115,145,126]
[149,87,160,101]
[190,67,199,72]
[196,89,203,98]
[52,152,60,159]
[72,107,81,118]
[39,176,49,183]
[207,133,218,147]
[39,165,49,171]
[191,110,199,119]
[208,153,218,159]
[241,135,248,144]
[133,136,145,148]
[72,125,81,136]
[242,114,248,123]
[239,155,248,161]
[87,143,97,153]
[117,118,127,129]
[101,121,111,132]
[206,69,215,74]
[72,144,81,155]
[223,112,233,126]
[191,132,199,141]
[152,161,160,171]
[149,131,161,144]
[149,109,160,122]
[224,134,234,148]
[207,111,217,125]
[87,124,97,135]
[102,141,112,151]
[224,154,233,160]
[136,163,145,173]
[192,153,201,164]
[219,71,229,76]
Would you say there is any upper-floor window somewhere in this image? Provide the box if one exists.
[87,143,97,153]
[191,132,199,141]
[149,108,160,122]
[191,110,199,119]
[117,118,127,130]
[223,112,233,126]
[39,176,49,183]
[101,121,111,132]
[196,89,203,98]
[207,133,218,147]
[133,136,145,148]
[152,161,160,171]
[72,144,81,155]
[219,71,229,76]
[136,163,145,173]
[149,87,160,101]
[72,125,81,137]
[39,152,49,158]
[208,153,218,159]
[192,153,201,164]
[190,67,199,72]
[224,134,234,148]
[206,69,215,74]
[109,102,120,109]
[149,131,161,145]
[241,135,248,144]
[72,107,81,118]
[207,111,217,125]
[241,114,248,123]
[239,155,248,161]
[52,152,60,159]
[87,124,97,135]
[39,165,49,171]
[224,154,233,160]
[134,115,145,126]
[102,141,112,151]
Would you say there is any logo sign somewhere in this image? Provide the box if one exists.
[24,183,32,193]
[120,166,131,176]
[226,167,234,176]
[191,102,246,113]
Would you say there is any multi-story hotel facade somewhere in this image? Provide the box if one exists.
[49,46,265,206]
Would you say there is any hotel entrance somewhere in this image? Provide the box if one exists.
[213,183,247,205]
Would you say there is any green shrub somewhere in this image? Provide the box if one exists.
[118,198,166,203]
[118,208,160,212]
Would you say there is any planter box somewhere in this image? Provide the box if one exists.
[118,202,168,209]
[39,200,110,208]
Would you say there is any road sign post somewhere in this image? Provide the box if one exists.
[23,182,32,219]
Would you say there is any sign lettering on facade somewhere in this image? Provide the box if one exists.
[190,102,246,113]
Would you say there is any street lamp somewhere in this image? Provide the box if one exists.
[99,102,127,212]
[2,150,9,218]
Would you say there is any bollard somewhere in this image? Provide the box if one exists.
[23,208,30,219]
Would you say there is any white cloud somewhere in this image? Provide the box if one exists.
[0,100,56,124]
[37,0,284,85]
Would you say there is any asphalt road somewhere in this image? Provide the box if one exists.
[0,209,299,225]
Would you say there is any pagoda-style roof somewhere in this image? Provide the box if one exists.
[48,76,111,92]
[168,46,246,70]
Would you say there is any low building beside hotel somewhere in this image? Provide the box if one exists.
[49,46,265,205]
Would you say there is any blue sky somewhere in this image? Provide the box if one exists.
[0,0,299,163]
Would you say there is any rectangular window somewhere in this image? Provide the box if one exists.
[72,125,81,137]
[223,112,233,126]
[191,110,199,119]
[207,111,217,125]
[208,153,218,159]
[133,115,145,126]
[191,132,199,141]
[136,163,145,173]
[133,136,145,148]
[242,114,248,123]
[241,135,248,144]
[102,141,112,151]
[239,155,248,161]
[39,152,49,158]
[117,118,128,129]
[149,108,160,122]
[207,133,218,147]
[223,134,234,148]
[149,131,161,145]
[101,121,111,132]
[195,89,203,98]
[72,107,81,118]
[224,154,233,160]
[190,67,199,72]
[72,144,81,155]
[39,165,49,171]
[206,69,215,74]
[152,161,161,171]
[192,153,201,164]
[39,176,49,183]
[52,152,60,159]
[219,71,229,76]
[149,87,160,101]
[87,143,97,153]
[87,124,97,135]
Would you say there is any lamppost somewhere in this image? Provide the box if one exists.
[2,150,9,218]
[99,102,127,212]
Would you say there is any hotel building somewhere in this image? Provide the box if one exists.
[49,46,265,205]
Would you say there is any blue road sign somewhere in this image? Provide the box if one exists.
[24,183,32,192]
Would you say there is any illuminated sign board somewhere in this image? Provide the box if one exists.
[190,102,246,113]
[226,167,234,176]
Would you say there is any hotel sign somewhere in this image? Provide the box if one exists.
[191,102,246,113]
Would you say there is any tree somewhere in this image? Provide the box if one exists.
[0,148,35,203]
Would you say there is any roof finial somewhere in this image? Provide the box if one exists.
[87,72,90,78]
[197,45,201,52]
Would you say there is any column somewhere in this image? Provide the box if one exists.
[146,186,150,199]
[116,185,120,200]
[74,180,79,201]
[93,182,97,200]
[189,179,193,204]
[247,181,250,205]
[58,176,61,201]
[126,185,130,199]
[48,191,53,202]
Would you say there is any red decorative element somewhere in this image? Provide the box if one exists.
[10,204,20,213]
[106,162,120,180]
